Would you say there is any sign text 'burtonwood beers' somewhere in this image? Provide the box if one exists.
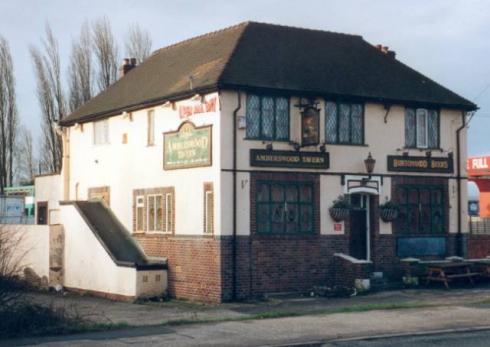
[387,155,453,173]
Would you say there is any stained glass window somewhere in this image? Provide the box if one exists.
[246,94,289,141]
[405,108,439,149]
[395,185,445,235]
[256,181,315,234]
[325,101,363,145]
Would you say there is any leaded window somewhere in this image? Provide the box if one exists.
[395,185,445,235]
[256,181,314,234]
[325,102,364,145]
[405,108,439,149]
[246,94,289,141]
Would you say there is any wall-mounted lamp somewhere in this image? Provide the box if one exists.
[319,144,326,153]
[364,152,376,178]
[426,150,432,158]
[266,143,273,151]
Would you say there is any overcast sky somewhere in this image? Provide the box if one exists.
[0,0,489,156]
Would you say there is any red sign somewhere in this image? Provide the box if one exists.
[179,97,217,119]
[334,223,343,232]
[467,156,490,177]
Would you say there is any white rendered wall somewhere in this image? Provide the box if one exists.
[67,93,221,236]
[61,204,138,297]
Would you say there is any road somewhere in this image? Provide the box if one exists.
[5,305,490,347]
[327,328,490,347]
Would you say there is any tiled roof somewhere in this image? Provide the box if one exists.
[61,21,476,125]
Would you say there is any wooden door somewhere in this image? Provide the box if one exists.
[350,209,367,260]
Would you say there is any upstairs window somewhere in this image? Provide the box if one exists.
[147,109,155,146]
[405,108,439,149]
[325,102,364,145]
[93,119,109,145]
[246,94,289,141]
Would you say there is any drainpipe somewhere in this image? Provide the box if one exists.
[232,91,242,300]
[455,111,467,257]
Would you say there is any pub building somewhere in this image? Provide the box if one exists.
[55,22,476,302]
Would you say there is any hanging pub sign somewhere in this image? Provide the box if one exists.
[387,155,453,173]
[164,122,212,170]
[301,106,320,146]
[250,149,329,169]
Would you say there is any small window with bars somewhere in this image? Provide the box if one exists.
[203,183,214,234]
[165,193,173,233]
[325,102,364,145]
[246,94,289,141]
[147,109,155,146]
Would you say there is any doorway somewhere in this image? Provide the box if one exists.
[349,194,371,260]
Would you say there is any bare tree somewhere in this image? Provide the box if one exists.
[15,127,36,184]
[125,23,152,64]
[0,226,27,307]
[0,36,18,194]
[30,24,65,174]
[92,17,119,91]
[68,21,93,112]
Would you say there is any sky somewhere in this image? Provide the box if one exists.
[0,0,489,157]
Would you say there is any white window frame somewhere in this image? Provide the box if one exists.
[135,195,145,232]
[147,109,155,146]
[165,193,173,233]
[416,108,428,149]
[93,119,109,145]
[147,194,163,233]
[204,190,213,234]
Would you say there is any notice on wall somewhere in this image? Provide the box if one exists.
[387,155,453,173]
[164,122,212,170]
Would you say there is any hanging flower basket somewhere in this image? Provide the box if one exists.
[329,207,350,222]
[329,195,351,222]
[379,201,399,222]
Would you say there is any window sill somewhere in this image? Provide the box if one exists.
[326,143,368,147]
[403,147,444,152]
[244,137,290,143]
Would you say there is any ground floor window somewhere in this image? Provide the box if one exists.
[256,181,314,234]
[133,187,174,233]
[395,184,445,235]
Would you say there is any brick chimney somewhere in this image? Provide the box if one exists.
[375,44,396,59]
[119,58,137,78]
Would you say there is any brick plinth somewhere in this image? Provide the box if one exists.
[134,235,223,303]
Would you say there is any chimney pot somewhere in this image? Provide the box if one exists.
[119,57,137,79]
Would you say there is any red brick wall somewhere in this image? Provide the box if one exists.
[134,235,223,302]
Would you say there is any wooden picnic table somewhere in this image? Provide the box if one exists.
[425,262,479,289]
